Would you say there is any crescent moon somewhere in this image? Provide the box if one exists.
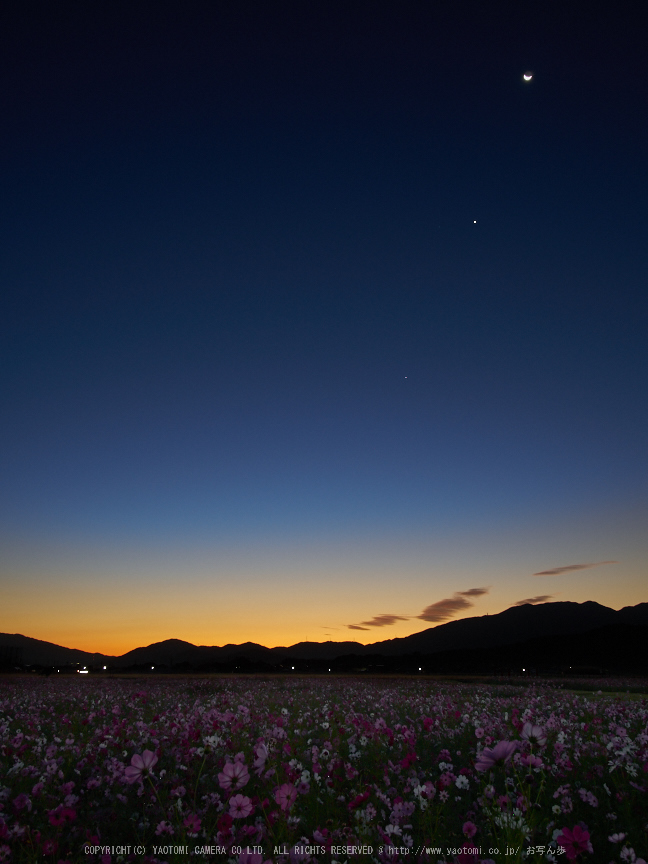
[523,73,533,81]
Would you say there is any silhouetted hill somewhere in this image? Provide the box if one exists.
[0,633,118,667]
[2,601,647,672]
[363,600,634,656]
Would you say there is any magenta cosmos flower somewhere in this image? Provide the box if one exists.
[475,740,517,772]
[555,825,593,860]
[218,760,250,790]
[48,805,77,826]
[183,814,201,832]
[124,750,158,783]
[229,794,254,819]
[274,782,298,812]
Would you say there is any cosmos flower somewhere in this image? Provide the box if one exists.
[124,750,158,783]
[555,825,593,860]
[218,760,250,790]
[475,740,517,772]
[48,806,77,826]
[521,722,547,747]
[253,742,268,775]
[229,794,254,818]
[183,813,201,832]
[274,783,298,812]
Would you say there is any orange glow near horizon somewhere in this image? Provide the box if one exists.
[2,553,645,656]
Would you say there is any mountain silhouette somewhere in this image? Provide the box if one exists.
[1,600,647,673]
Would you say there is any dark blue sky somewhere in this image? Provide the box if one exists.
[1,1,646,651]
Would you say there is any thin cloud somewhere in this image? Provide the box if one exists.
[417,587,489,623]
[533,561,617,576]
[514,595,553,606]
[359,613,409,628]
[347,587,489,630]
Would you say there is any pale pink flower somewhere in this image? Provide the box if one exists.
[229,794,254,818]
[475,727,485,739]
[253,742,269,774]
[218,760,250,790]
[124,750,158,783]
[274,782,298,812]
[521,753,544,770]
[475,740,517,772]
[155,820,174,836]
[462,821,477,838]
[521,722,547,747]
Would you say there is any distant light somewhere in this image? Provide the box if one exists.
[523,72,533,82]
[328,669,331,672]
[473,220,477,224]
[419,667,422,671]
[79,670,88,674]
[103,665,107,670]
[292,666,295,670]
[151,666,154,670]
[522,668,525,672]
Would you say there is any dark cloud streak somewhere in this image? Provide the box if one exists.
[417,587,489,623]
[514,595,553,606]
[533,561,617,576]
[359,613,409,628]
[347,587,489,630]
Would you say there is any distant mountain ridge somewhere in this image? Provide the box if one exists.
[1,600,647,669]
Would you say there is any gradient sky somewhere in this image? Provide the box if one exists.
[1,1,646,655]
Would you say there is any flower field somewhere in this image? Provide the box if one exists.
[0,676,646,864]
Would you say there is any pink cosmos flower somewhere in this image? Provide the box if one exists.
[555,825,593,860]
[218,760,250,790]
[475,727,485,739]
[475,740,517,772]
[521,753,544,770]
[124,750,158,783]
[12,794,31,812]
[229,794,254,819]
[155,821,174,836]
[253,743,268,774]
[463,821,477,838]
[521,722,547,747]
[274,782,298,812]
